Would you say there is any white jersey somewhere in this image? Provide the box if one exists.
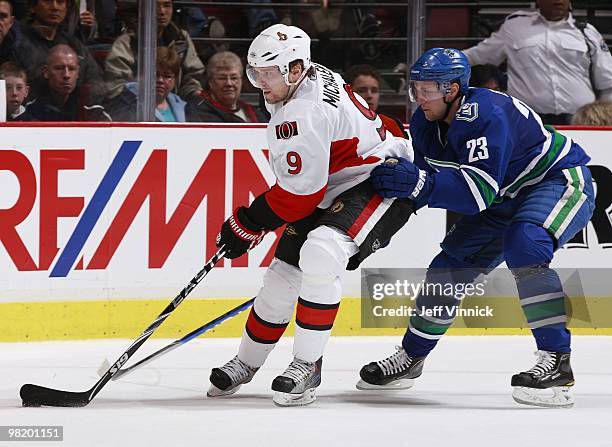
[264,63,413,220]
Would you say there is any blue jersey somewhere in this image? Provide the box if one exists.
[410,88,590,214]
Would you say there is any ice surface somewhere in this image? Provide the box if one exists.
[1,336,611,447]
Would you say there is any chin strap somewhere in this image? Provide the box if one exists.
[283,68,311,103]
[442,91,462,121]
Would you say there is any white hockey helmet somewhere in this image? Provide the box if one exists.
[246,24,312,87]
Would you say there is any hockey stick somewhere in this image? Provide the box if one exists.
[110,297,255,380]
[19,247,226,407]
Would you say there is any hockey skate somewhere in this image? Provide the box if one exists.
[271,357,322,407]
[207,355,259,397]
[511,350,575,408]
[356,346,426,390]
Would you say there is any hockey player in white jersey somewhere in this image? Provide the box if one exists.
[208,24,414,406]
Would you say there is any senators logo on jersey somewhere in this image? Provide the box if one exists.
[275,121,299,140]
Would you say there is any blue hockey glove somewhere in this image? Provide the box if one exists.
[371,157,434,202]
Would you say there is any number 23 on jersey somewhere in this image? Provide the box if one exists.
[467,137,489,162]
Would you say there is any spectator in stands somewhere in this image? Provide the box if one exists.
[66,1,116,44]
[571,100,612,126]
[27,44,110,121]
[344,63,406,138]
[63,0,117,43]
[16,0,105,103]
[469,64,505,91]
[62,0,97,44]
[463,0,612,125]
[105,46,199,122]
[104,0,205,100]
[194,51,267,123]
[344,63,380,112]
[0,61,33,120]
[0,0,20,64]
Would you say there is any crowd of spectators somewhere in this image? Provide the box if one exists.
[0,0,411,124]
[0,0,208,122]
[0,0,611,125]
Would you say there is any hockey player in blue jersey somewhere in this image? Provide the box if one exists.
[356,48,595,408]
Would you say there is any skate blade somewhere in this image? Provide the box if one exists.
[356,378,415,391]
[272,388,317,407]
[207,384,241,398]
[512,386,574,408]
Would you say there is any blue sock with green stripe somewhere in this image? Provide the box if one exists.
[402,290,459,358]
[513,266,571,353]
[402,258,482,358]
[505,222,571,353]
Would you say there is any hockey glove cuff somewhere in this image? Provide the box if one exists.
[217,207,267,259]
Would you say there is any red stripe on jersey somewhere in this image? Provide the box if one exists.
[347,194,383,239]
[329,137,380,175]
[264,183,326,222]
[245,308,288,344]
[296,299,340,330]
[380,114,407,138]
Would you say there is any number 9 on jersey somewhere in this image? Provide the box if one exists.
[287,151,302,174]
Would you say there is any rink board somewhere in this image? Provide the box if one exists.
[0,123,610,340]
[2,297,612,342]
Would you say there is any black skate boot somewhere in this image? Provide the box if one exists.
[511,350,575,408]
[357,346,426,390]
[207,355,259,397]
[271,357,322,407]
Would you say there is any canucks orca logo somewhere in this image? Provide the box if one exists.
[456,102,479,122]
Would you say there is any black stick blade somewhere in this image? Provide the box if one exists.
[20,384,91,407]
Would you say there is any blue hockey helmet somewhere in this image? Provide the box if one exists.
[409,48,471,101]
